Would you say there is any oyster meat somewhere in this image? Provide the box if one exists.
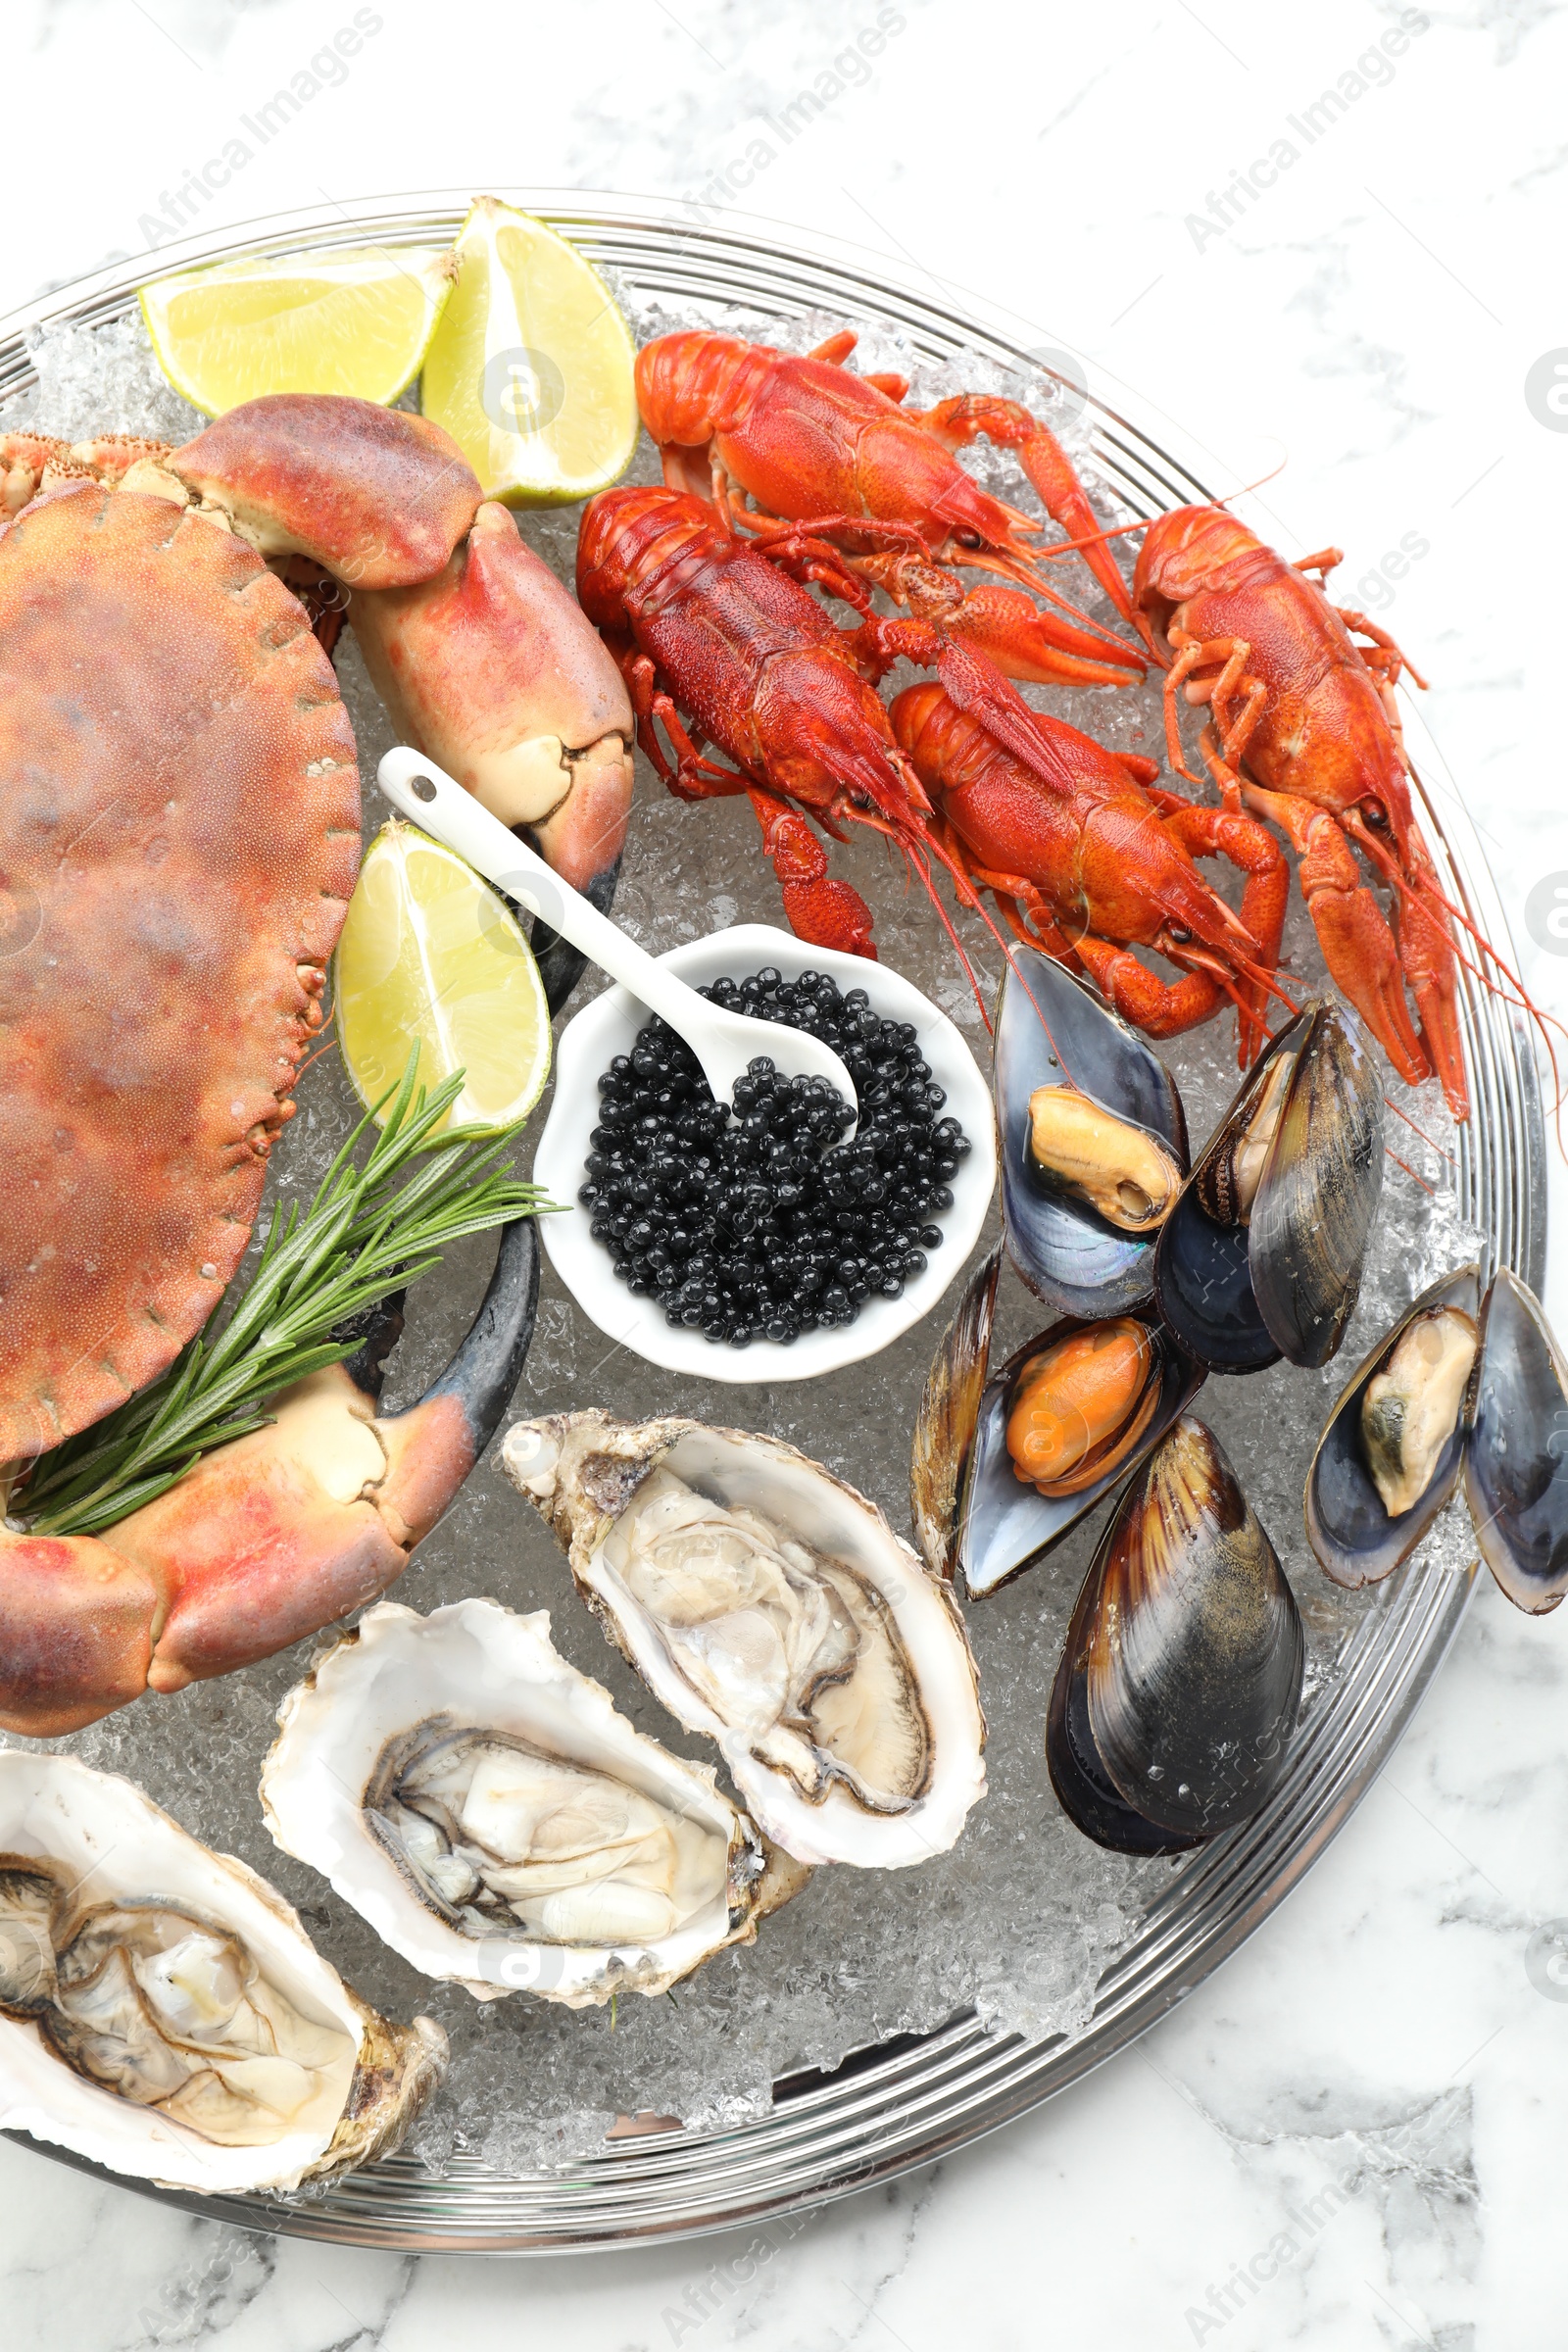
[503,1413,986,1868]
[0,1752,442,2192]
[263,1598,778,2006]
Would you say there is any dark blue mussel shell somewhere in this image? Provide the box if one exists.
[1048,1417,1304,1853]
[1154,1002,1383,1376]
[1466,1269,1568,1614]
[1305,1264,1480,1591]
[995,950,1188,1322]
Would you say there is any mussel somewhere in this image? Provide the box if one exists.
[1047,1417,1304,1854]
[1005,1319,1161,1495]
[911,1267,1205,1599]
[1465,1270,1568,1614]
[1306,1264,1568,1614]
[910,1245,1001,1581]
[994,948,1189,1320]
[1306,1267,1480,1590]
[1154,1002,1384,1374]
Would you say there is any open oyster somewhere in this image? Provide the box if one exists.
[0,1752,443,2193]
[262,1599,781,2007]
[503,1413,986,1869]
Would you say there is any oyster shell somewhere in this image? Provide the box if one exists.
[995,948,1189,1320]
[1154,1002,1384,1373]
[503,1414,986,1869]
[1305,1267,1481,1591]
[262,1599,778,2007]
[1048,1418,1304,1853]
[0,1751,443,2193]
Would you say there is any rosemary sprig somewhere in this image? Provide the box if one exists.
[20,1051,555,1539]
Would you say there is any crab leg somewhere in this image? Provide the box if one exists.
[0,1221,539,1738]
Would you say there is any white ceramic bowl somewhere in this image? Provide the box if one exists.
[532,924,997,1383]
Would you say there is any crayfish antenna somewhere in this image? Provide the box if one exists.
[853,802,1096,1085]
[1348,814,1568,1150]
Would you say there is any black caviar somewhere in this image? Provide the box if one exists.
[577,967,971,1348]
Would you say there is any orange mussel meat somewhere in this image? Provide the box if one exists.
[1005,1319,1159,1497]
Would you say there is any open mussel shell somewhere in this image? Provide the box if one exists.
[956,1309,1205,1601]
[995,948,1188,1321]
[1047,1417,1304,1852]
[1465,1269,1568,1614]
[1306,1266,1480,1591]
[1153,1002,1384,1374]
[910,1245,1003,1581]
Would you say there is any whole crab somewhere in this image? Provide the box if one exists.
[0,394,626,1733]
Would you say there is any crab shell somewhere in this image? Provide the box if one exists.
[504,1410,987,1869]
[7,395,638,1005]
[0,1750,445,2194]
[0,481,361,1460]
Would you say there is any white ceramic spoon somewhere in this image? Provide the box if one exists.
[377,749,859,1131]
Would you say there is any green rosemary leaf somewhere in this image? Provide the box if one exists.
[22,1046,554,1538]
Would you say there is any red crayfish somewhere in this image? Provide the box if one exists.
[1130,507,1472,1115]
[636,328,1144,685]
[576,483,1110,964]
[615,328,1547,1118]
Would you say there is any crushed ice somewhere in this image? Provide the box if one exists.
[0,298,1497,2180]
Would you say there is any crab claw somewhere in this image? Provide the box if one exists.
[351,503,635,1005]
[170,395,483,587]
[351,503,634,882]
[0,1220,540,1738]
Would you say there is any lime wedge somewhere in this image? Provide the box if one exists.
[336,820,551,1129]
[139,243,458,415]
[420,196,638,506]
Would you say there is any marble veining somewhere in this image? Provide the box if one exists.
[3,0,1566,2345]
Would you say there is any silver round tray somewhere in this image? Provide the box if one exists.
[0,191,1544,2253]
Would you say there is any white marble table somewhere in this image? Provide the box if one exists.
[4,2,1567,2344]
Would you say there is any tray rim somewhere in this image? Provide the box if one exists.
[0,187,1545,2255]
